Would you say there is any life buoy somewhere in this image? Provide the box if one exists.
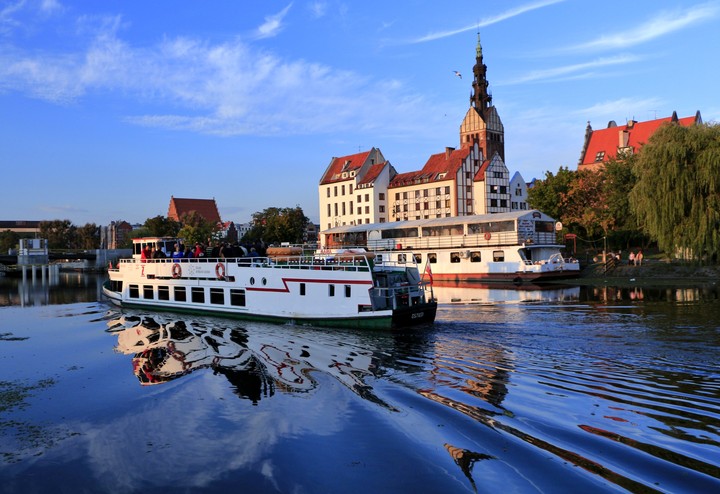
[484,232,491,241]
[172,263,182,279]
[215,262,226,279]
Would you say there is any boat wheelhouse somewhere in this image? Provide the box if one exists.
[103,238,436,330]
[320,210,580,283]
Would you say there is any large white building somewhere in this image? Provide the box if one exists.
[318,35,527,230]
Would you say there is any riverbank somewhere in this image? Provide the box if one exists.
[574,259,720,287]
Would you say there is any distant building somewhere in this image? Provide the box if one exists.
[0,220,41,235]
[103,220,134,249]
[167,196,222,224]
[509,172,529,211]
[578,111,703,171]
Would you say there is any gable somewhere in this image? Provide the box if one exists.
[168,197,222,223]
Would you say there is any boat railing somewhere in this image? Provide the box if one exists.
[369,281,431,311]
[119,255,375,273]
[355,231,558,251]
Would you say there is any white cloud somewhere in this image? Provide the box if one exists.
[568,2,719,51]
[252,3,293,40]
[309,1,327,19]
[502,54,642,85]
[409,0,566,43]
[573,97,666,122]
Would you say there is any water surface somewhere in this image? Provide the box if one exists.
[0,275,718,493]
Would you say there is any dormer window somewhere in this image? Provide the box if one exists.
[595,151,605,162]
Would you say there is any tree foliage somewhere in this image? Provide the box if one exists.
[243,207,309,245]
[40,220,76,249]
[144,215,181,237]
[527,166,575,221]
[630,123,720,261]
[0,230,20,253]
[177,211,217,246]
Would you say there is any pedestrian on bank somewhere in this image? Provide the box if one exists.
[629,251,635,266]
[636,250,643,266]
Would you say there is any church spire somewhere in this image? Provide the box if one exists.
[470,32,492,118]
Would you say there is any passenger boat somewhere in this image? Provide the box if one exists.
[320,210,580,284]
[103,237,436,329]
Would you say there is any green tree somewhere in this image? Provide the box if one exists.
[0,230,20,253]
[177,211,217,246]
[40,220,77,249]
[243,207,309,245]
[630,122,720,261]
[76,223,100,249]
[560,169,607,237]
[144,215,181,237]
[527,166,576,220]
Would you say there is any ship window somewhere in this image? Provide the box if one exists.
[192,287,205,303]
[210,288,224,305]
[428,253,437,264]
[143,285,154,299]
[300,283,306,296]
[129,284,139,299]
[174,286,186,301]
[493,251,505,262]
[398,253,407,263]
[450,252,461,263]
[230,289,246,306]
[471,251,482,263]
[158,286,170,300]
[414,253,421,263]
[345,285,351,297]
[329,284,335,297]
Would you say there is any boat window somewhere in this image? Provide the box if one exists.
[380,227,419,239]
[450,252,461,263]
[535,221,554,233]
[493,250,505,262]
[421,225,463,237]
[470,251,481,262]
[398,253,407,263]
[143,285,154,299]
[345,285,351,297]
[174,286,186,302]
[329,284,335,297]
[428,253,437,264]
[210,288,224,305]
[300,283,306,296]
[158,286,170,300]
[230,289,246,306]
[191,287,205,303]
[414,253,422,263]
[468,220,515,234]
[129,285,139,298]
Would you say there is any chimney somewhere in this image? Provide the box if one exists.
[619,129,629,148]
[627,119,636,129]
[445,147,455,159]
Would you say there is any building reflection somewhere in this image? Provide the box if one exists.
[0,267,104,307]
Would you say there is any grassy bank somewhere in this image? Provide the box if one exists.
[573,259,720,287]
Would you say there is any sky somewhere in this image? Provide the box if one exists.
[1,0,718,226]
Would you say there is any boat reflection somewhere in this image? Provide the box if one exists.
[106,312,385,406]
[431,281,580,304]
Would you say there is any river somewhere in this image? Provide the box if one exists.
[0,272,718,493]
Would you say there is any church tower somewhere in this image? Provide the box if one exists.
[459,34,505,162]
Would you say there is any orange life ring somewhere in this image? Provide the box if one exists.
[215,262,226,279]
[484,232,491,240]
[172,263,182,279]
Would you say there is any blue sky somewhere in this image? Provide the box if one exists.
[1,0,718,226]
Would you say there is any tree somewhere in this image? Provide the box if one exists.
[144,215,181,237]
[527,166,576,220]
[559,169,607,237]
[0,230,20,253]
[177,211,217,246]
[76,223,100,249]
[40,220,77,249]
[630,122,720,261]
[243,207,309,245]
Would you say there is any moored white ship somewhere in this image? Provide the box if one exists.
[103,238,437,329]
[320,210,580,284]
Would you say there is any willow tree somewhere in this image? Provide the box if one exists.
[629,123,720,261]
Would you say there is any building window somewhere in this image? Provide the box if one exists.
[490,199,498,207]
[357,195,361,203]
[334,186,337,197]
[500,186,507,194]
[595,151,605,162]
[395,192,400,200]
[334,203,338,216]
[327,204,331,216]
[365,193,369,202]
[349,184,353,194]
[326,188,330,197]
[379,205,385,213]
[342,203,346,215]
[445,186,450,194]
[500,199,507,208]
[357,207,362,215]
[379,193,385,200]
[365,206,369,214]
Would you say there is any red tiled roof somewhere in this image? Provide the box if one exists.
[168,197,222,223]
[357,162,387,186]
[580,112,700,167]
[389,147,470,188]
[474,159,491,181]
[319,150,371,185]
